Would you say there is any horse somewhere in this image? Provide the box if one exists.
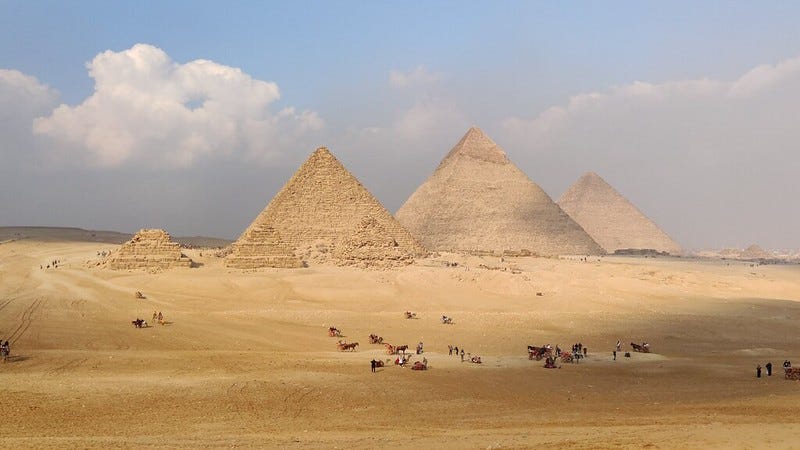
[368,334,384,344]
[631,342,650,353]
[131,319,147,328]
[340,342,359,351]
[328,327,342,337]
[527,346,552,361]
[441,315,453,324]
[405,311,417,319]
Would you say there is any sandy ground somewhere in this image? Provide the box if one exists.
[2,236,800,449]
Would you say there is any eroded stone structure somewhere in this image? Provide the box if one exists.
[226,147,427,268]
[106,229,193,270]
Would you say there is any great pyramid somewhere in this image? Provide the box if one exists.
[558,172,681,255]
[395,127,605,256]
[226,147,427,268]
[106,229,193,270]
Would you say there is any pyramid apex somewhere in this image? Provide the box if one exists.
[443,126,508,165]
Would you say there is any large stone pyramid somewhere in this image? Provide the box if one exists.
[396,127,605,256]
[226,147,427,268]
[106,229,193,270]
[558,172,681,254]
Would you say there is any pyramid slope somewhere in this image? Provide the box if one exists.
[106,229,192,270]
[396,127,604,256]
[226,147,427,268]
[558,172,681,254]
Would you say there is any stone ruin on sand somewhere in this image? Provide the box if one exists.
[396,127,605,257]
[105,229,193,270]
[225,147,427,269]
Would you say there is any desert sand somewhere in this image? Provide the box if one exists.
[2,233,800,448]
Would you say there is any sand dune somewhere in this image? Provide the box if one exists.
[1,235,800,448]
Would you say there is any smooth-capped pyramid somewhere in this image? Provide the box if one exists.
[106,229,193,270]
[558,172,681,254]
[396,127,604,256]
[226,147,427,268]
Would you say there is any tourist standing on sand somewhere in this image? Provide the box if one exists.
[370,359,376,373]
[613,350,617,361]
[757,364,762,378]
[460,349,465,362]
[448,345,453,356]
[766,362,772,376]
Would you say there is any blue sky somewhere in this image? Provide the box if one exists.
[2,1,800,249]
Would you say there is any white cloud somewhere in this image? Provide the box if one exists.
[33,44,324,168]
[389,65,441,88]
[0,69,59,163]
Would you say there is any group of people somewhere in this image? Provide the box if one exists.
[0,340,10,361]
[415,341,424,354]
[40,259,62,270]
[756,360,792,378]
[152,311,164,323]
[447,345,467,361]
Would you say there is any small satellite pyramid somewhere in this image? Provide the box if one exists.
[396,127,604,256]
[106,229,193,270]
[226,147,427,268]
[558,172,681,254]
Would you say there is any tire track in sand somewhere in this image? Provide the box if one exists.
[7,298,42,345]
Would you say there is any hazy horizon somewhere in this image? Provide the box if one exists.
[3,2,800,250]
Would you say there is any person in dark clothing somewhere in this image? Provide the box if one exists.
[460,349,465,362]
[766,362,772,376]
[448,345,453,356]
[613,350,617,360]
[757,364,762,378]
[370,359,376,373]
[583,347,587,357]
[454,346,459,355]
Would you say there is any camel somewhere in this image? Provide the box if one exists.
[368,334,384,344]
[441,315,453,324]
[411,360,427,370]
[630,342,650,353]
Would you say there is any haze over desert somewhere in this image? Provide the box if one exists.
[3,3,800,449]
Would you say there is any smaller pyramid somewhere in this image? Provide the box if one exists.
[226,147,427,268]
[225,225,304,269]
[558,172,681,254]
[739,244,773,260]
[106,229,193,270]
